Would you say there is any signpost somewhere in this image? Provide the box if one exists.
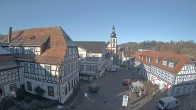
[122,95,129,108]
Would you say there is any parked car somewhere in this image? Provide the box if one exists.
[157,96,179,110]
[122,79,132,86]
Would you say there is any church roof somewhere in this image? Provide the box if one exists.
[75,41,106,53]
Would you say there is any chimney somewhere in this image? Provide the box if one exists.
[8,27,12,43]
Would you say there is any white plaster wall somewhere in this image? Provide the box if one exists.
[24,78,59,101]
[3,81,20,97]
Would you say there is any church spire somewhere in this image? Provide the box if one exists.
[112,25,115,32]
[111,25,116,38]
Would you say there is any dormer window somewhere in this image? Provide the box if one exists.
[148,57,151,62]
[30,36,36,40]
[156,59,160,63]
[169,62,174,68]
[163,60,167,66]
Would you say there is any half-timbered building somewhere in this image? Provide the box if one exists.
[75,41,106,79]
[1,26,79,104]
[133,51,196,96]
[0,47,19,102]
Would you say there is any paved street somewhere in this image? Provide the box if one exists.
[46,67,162,110]
[8,67,193,110]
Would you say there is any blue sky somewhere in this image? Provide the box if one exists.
[0,0,196,44]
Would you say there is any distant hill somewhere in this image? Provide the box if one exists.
[119,40,196,58]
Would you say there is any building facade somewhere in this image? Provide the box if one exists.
[75,41,106,79]
[0,48,19,102]
[132,51,196,96]
[106,25,117,55]
[1,27,79,104]
[119,50,134,63]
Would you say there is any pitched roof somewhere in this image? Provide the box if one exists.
[134,51,194,74]
[106,41,110,47]
[3,26,76,65]
[122,50,134,58]
[75,41,106,53]
[0,57,19,70]
[0,47,11,55]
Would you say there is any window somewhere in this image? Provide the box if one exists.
[71,63,73,72]
[9,84,17,92]
[145,57,148,62]
[94,66,97,72]
[24,62,28,73]
[76,75,79,83]
[113,39,115,42]
[87,65,91,71]
[156,59,159,63]
[48,86,54,96]
[29,47,34,54]
[68,82,71,91]
[15,48,19,54]
[72,80,74,88]
[148,57,151,62]
[182,87,187,94]
[45,65,51,76]
[163,61,167,66]
[80,65,84,71]
[71,48,73,55]
[27,81,32,91]
[74,78,76,86]
[30,63,35,73]
[139,56,141,59]
[168,62,174,68]
[0,88,3,96]
[113,44,115,47]
[79,54,83,58]
[20,47,24,54]
[176,88,181,95]
[74,48,77,55]
[68,64,70,73]
[65,86,67,95]
[187,86,192,93]
[10,47,14,53]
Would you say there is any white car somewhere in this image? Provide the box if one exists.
[157,96,179,110]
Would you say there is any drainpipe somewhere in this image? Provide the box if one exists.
[58,66,62,104]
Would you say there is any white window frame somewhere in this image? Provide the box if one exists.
[168,62,174,68]
[163,61,167,66]
[156,59,159,63]
[48,86,54,96]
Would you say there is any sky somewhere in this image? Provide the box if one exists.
[0,0,196,44]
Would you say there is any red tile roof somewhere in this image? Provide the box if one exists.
[134,51,194,74]
[122,50,134,57]
[3,26,75,65]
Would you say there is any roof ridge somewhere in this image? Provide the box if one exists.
[6,26,61,34]
[75,41,105,43]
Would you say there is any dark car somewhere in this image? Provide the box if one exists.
[122,79,132,86]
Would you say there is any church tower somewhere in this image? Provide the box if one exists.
[110,25,117,54]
